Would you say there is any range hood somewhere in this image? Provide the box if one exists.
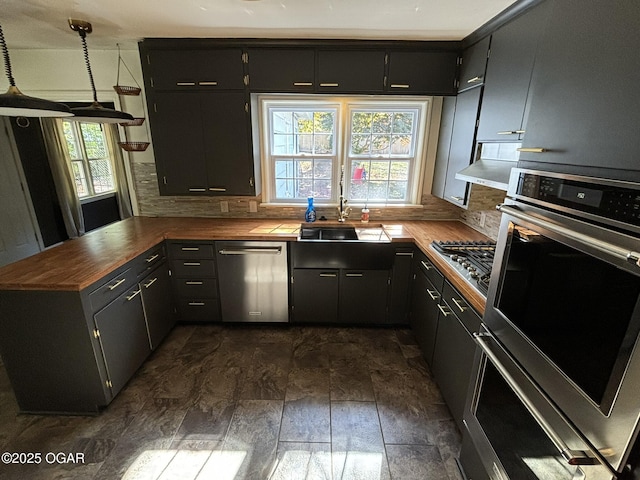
[455,142,520,191]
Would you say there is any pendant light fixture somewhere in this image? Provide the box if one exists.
[0,24,72,118]
[68,19,133,123]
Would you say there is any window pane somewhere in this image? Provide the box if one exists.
[392,112,414,134]
[367,181,389,201]
[370,161,391,180]
[297,134,314,154]
[388,181,408,200]
[352,112,372,134]
[314,159,333,179]
[273,157,334,200]
[351,134,371,155]
[80,123,107,159]
[272,134,294,155]
[371,135,391,155]
[390,161,409,180]
[350,109,417,158]
[71,160,89,198]
[275,159,295,179]
[276,179,295,199]
[294,112,314,133]
[391,134,411,155]
[314,134,333,154]
[313,180,332,199]
[89,159,115,193]
[314,112,334,133]
[297,160,313,178]
[272,112,293,134]
[63,121,81,160]
[372,112,392,133]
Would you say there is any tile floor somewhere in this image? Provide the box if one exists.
[0,325,463,480]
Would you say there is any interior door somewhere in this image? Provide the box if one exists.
[0,118,42,267]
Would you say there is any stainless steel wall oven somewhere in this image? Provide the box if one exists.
[465,168,640,480]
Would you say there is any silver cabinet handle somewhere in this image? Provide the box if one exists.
[188,188,207,192]
[126,289,141,301]
[176,82,196,86]
[143,278,157,289]
[183,262,201,266]
[108,278,126,290]
[181,247,200,251]
[420,260,432,271]
[185,281,204,285]
[450,196,465,202]
[497,130,525,135]
[451,297,468,313]
[517,147,546,153]
[145,254,159,263]
[319,83,339,87]
[345,273,363,277]
[198,81,218,86]
[188,302,205,306]
[437,304,452,317]
[390,84,410,89]
[426,289,440,301]
[293,82,313,86]
[218,248,281,255]
[474,333,607,467]
[319,273,337,278]
[396,252,414,257]
[209,187,227,192]
[466,75,483,84]
[498,204,640,268]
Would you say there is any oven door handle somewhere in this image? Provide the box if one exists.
[474,332,612,470]
[498,204,640,268]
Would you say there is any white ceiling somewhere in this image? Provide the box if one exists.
[2,0,517,50]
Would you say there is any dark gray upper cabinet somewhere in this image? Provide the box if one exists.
[386,51,458,95]
[247,48,315,92]
[145,49,245,91]
[476,1,551,142]
[458,36,490,92]
[519,0,640,177]
[317,50,386,93]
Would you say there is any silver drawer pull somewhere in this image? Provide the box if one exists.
[517,147,546,153]
[451,297,468,313]
[198,81,218,86]
[319,273,337,278]
[188,302,206,306]
[293,82,313,86]
[145,254,159,263]
[466,75,483,84]
[183,262,201,266]
[143,278,157,289]
[437,304,452,317]
[188,188,207,192]
[420,260,432,271]
[181,247,200,251]
[209,187,227,192]
[390,84,410,89]
[426,289,440,301]
[450,195,465,202]
[497,130,525,135]
[320,83,339,87]
[185,281,204,285]
[176,82,196,86]
[396,252,414,257]
[345,273,363,277]
[126,289,141,301]
[108,278,126,290]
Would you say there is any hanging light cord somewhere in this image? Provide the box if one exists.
[0,24,17,87]
[78,30,98,103]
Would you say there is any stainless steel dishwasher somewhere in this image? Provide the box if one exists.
[215,241,289,322]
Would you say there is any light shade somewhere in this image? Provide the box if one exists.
[70,101,133,123]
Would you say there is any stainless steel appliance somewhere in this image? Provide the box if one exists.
[215,241,289,323]
[431,241,496,296]
[465,168,640,479]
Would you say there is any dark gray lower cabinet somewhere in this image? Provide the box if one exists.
[339,270,389,324]
[292,268,339,323]
[410,261,443,365]
[140,263,175,350]
[459,430,490,480]
[94,287,151,397]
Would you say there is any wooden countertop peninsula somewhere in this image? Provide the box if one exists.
[0,217,491,313]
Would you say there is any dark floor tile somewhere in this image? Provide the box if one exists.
[376,398,432,445]
[330,366,375,401]
[386,444,451,480]
[197,366,246,401]
[205,341,258,368]
[394,328,418,346]
[239,344,291,400]
[173,395,235,443]
[285,368,330,401]
[279,398,330,443]
[292,343,331,369]
[270,442,332,480]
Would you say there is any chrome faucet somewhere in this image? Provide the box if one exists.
[337,165,352,222]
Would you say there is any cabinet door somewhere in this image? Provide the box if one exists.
[248,48,315,92]
[458,36,490,91]
[148,92,208,195]
[389,247,414,324]
[94,287,151,396]
[432,96,456,198]
[317,50,386,93]
[292,269,339,323]
[410,269,442,366]
[476,2,551,142]
[520,0,640,174]
[386,51,458,95]
[201,92,255,195]
[339,270,389,324]
[147,49,245,91]
[441,87,482,207]
[140,263,175,350]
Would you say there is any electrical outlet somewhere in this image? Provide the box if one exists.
[479,212,487,227]
[249,200,258,213]
[220,201,229,213]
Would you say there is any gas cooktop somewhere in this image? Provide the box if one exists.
[431,240,496,296]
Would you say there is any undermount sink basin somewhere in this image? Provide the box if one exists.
[299,225,359,241]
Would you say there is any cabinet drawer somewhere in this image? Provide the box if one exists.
[416,254,444,292]
[89,267,136,312]
[174,278,218,298]
[134,244,166,278]
[441,281,481,335]
[168,242,215,259]
[176,298,221,322]
[171,259,216,277]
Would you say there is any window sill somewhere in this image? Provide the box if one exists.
[79,192,117,205]
[260,202,424,209]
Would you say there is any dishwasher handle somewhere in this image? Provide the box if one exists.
[218,247,282,255]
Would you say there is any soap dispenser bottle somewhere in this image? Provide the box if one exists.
[305,196,317,222]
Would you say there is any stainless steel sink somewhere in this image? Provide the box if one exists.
[299,225,359,241]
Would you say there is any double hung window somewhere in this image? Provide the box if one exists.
[261,97,429,205]
[62,120,116,199]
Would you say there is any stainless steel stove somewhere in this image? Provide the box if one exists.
[431,240,496,296]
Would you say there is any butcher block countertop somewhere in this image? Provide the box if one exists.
[0,217,491,313]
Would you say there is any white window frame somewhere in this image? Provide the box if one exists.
[258,95,432,206]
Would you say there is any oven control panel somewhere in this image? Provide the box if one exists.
[512,169,640,227]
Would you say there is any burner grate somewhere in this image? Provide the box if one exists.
[431,241,496,295]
